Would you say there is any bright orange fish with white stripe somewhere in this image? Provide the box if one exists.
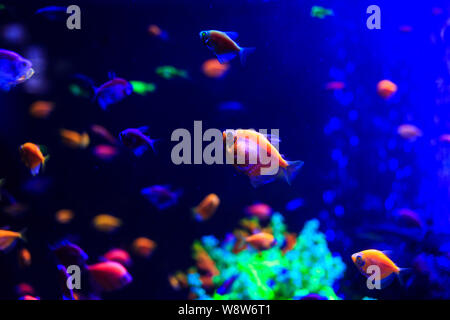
[223,129,304,187]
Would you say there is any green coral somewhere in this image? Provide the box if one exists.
[187,212,346,300]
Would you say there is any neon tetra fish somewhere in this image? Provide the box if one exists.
[19,142,49,176]
[223,129,304,187]
[352,249,405,288]
[199,30,255,64]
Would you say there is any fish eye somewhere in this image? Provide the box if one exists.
[356,255,365,267]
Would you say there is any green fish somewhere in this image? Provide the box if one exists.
[129,81,156,96]
[311,6,334,19]
[155,66,188,80]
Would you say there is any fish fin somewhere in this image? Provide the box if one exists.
[216,52,238,64]
[380,273,396,289]
[133,146,148,157]
[30,164,41,176]
[239,47,255,65]
[148,139,159,154]
[224,32,239,40]
[108,71,116,80]
[249,174,277,188]
[282,160,304,185]
[19,228,28,243]
[137,126,150,134]
[38,145,48,155]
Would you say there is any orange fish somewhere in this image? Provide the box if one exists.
[192,193,220,221]
[377,80,397,99]
[352,249,404,288]
[200,30,255,64]
[282,232,297,254]
[60,129,90,149]
[132,237,156,258]
[29,101,54,119]
[168,271,188,290]
[19,142,49,176]
[245,232,275,250]
[201,58,230,78]
[0,229,26,251]
[148,24,168,40]
[92,214,122,233]
[18,248,31,267]
[55,209,74,224]
[193,242,219,276]
[223,129,304,187]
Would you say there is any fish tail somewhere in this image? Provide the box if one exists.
[239,47,255,65]
[19,228,28,242]
[148,138,159,153]
[282,160,304,185]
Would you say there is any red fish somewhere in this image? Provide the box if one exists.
[88,261,132,292]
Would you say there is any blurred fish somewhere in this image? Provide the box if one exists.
[19,142,49,176]
[297,293,328,300]
[87,261,132,292]
[155,66,188,80]
[95,77,133,110]
[282,232,297,254]
[202,58,230,78]
[245,232,275,250]
[29,101,54,119]
[22,176,52,195]
[397,124,422,141]
[168,271,188,290]
[377,80,397,99]
[19,295,39,300]
[192,193,220,221]
[148,24,169,41]
[18,248,31,267]
[3,203,28,217]
[51,240,88,268]
[325,81,345,90]
[119,126,158,156]
[352,249,405,288]
[395,208,423,228]
[239,218,261,233]
[223,129,304,187]
[217,275,239,295]
[193,242,219,276]
[217,101,243,111]
[245,203,272,220]
[90,124,117,144]
[439,134,450,143]
[0,228,26,251]
[141,185,182,210]
[34,6,67,21]
[92,214,122,233]
[311,6,334,19]
[55,209,74,224]
[285,198,304,211]
[15,283,35,297]
[102,248,132,267]
[60,129,90,149]
[199,30,255,64]
[0,49,34,91]
[129,80,156,96]
[399,25,413,33]
[93,144,119,161]
[132,237,157,258]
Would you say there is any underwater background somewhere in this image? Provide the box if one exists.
[0,0,449,300]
